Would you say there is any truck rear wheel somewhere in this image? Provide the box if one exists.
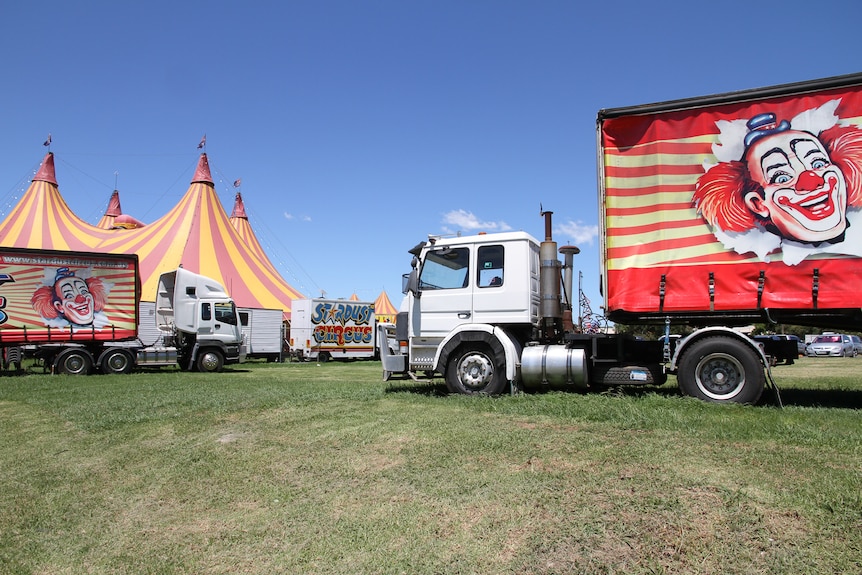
[100,348,134,374]
[677,337,764,404]
[445,344,507,395]
[196,349,224,372]
[55,348,93,375]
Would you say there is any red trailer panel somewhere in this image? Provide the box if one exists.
[0,247,140,343]
[598,73,862,325]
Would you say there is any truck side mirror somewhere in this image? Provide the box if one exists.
[405,269,420,298]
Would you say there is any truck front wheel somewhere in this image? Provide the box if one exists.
[196,349,224,372]
[677,337,764,404]
[445,344,507,395]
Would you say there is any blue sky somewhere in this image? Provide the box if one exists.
[2,0,860,315]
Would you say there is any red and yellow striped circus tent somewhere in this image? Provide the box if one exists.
[96,154,304,317]
[374,290,397,323]
[1,152,304,320]
[0,153,116,250]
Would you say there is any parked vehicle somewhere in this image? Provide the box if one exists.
[288,298,376,361]
[380,72,862,404]
[806,334,857,357]
[851,335,862,355]
[0,246,245,374]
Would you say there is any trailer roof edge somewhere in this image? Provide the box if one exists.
[597,71,862,120]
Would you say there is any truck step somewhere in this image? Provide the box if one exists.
[590,365,666,386]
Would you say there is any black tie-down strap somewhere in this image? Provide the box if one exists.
[811,268,819,310]
[757,270,765,309]
[659,274,666,313]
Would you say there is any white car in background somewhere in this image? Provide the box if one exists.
[806,334,857,357]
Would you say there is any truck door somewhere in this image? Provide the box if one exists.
[198,302,215,335]
[471,243,508,324]
[415,245,474,340]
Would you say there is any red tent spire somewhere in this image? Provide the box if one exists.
[192,153,213,185]
[33,152,57,185]
[230,192,248,219]
[104,190,122,217]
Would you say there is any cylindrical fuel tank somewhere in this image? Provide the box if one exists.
[521,345,587,388]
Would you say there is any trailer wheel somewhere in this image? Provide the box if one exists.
[677,337,764,404]
[196,349,224,372]
[100,348,134,375]
[55,348,93,376]
[445,344,507,395]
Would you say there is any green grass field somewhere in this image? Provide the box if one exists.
[0,357,859,574]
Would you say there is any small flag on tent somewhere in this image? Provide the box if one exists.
[43,133,52,147]
[197,134,206,149]
[233,179,242,188]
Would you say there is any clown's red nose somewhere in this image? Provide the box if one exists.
[75,295,86,303]
[796,170,824,192]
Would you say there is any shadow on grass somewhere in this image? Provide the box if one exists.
[772,387,862,409]
[384,376,862,409]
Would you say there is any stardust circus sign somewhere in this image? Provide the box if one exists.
[310,301,373,346]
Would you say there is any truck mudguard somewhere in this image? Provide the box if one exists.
[434,323,523,382]
[668,327,769,373]
[598,73,862,327]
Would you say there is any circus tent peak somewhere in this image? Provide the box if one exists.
[97,189,123,229]
[230,191,248,219]
[192,153,213,185]
[104,190,122,217]
[33,152,58,185]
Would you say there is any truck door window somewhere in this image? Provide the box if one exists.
[478,245,504,287]
[420,247,470,289]
[215,302,238,325]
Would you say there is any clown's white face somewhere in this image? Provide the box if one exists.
[745,130,848,243]
[52,276,95,325]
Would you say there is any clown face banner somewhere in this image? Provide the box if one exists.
[598,74,862,319]
[0,248,139,342]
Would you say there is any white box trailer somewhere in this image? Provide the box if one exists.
[289,298,376,361]
[238,307,285,362]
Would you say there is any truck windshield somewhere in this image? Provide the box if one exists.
[420,247,469,290]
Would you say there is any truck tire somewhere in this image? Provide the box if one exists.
[55,348,93,375]
[677,337,764,404]
[445,344,507,395]
[99,348,134,375]
[196,349,224,372]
